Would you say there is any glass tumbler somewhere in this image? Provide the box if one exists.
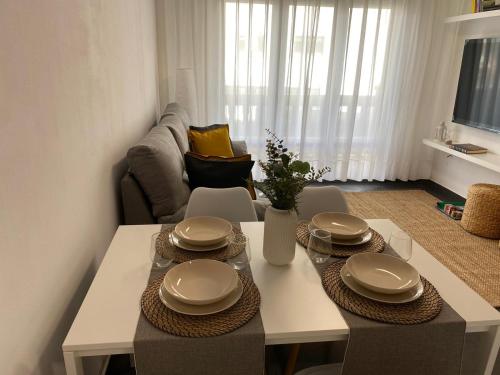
[227,233,251,270]
[389,230,413,261]
[307,228,333,264]
[150,232,173,268]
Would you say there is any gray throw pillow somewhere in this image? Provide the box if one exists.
[127,126,191,218]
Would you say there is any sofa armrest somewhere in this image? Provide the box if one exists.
[231,140,248,156]
[121,172,156,225]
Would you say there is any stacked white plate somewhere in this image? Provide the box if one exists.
[172,216,233,251]
[158,259,243,315]
[311,212,372,245]
[341,253,423,304]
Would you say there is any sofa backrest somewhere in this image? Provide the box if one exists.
[126,125,190,219]
[158,113,189,155]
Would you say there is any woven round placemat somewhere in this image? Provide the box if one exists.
[156,226,245,263]
[141,272,260,337]
[322,261,442,324]
[296,222,385,257]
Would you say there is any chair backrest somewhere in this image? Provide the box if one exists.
[296,186,349,221]
[184,187,258,222]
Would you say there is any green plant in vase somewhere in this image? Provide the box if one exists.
[254,130,331,211]
[255,130,330,266]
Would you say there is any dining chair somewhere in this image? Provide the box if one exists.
[296,186,349,221]
[184,187,258,222]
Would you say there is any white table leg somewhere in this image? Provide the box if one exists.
[485,326,500,375]
[63,351,84,375]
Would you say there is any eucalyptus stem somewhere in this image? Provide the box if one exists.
[253,129,331,212]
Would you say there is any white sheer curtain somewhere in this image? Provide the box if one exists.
[158,0,446,181]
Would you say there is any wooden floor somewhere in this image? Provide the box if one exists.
[106,179,464,375]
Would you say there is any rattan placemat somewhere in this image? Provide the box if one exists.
[156,226,244,263]
[322,261,442,324]
[141,272,260,337]
[296,222,385,257]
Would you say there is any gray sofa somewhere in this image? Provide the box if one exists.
[121,103,265,225]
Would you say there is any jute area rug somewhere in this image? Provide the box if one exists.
[345,190,500,308]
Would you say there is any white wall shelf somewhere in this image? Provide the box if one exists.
[423,138,500,174]
[445,9,500,23]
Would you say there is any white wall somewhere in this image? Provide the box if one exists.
[428,5,500,197]
[0,1,158,374]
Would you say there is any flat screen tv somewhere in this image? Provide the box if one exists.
[453,37,500,134]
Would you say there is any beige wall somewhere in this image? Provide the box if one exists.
[0,1,158,374]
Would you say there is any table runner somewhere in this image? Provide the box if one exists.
[134,224,265,375]
[309,245,466,375]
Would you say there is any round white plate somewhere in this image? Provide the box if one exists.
[307,223,372,246]
[163,259,238,305]
[159,278,243,315]
[346,253,420,294]
[175,216,233,246]
[170,232,229,252]
[330,230,373,246]
[312,212,369,240]
[340,265,423,304]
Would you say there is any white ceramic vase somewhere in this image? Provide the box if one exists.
[263,206,298,266]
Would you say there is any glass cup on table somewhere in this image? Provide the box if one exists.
[150,232,173,268]
[388,230,413,262]
[307,227,332,264]
[227,233,251,270]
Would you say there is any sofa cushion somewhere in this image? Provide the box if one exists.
[127,126,191,218]
[158,114,189,155]
[184,152,254,195]
[188,124,234,157]
[184,152,257,199]
[158,204,187,224]
[231,140,248,157]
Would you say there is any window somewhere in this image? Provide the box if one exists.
[223,0,393,178]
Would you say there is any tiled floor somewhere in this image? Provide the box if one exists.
[106,179,464,375]
[319,179,464,202]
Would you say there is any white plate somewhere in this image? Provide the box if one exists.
[346,253,420,294]
[307,223,373,246]
[170,232,229,252]
[312,212,369,240]
[163,259,238,305]
[159,278,243,315]
[330,230,373,246]
[340,266,423,304]
[175,216,233,246]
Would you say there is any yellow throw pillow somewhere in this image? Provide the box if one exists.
[188,124,234,157]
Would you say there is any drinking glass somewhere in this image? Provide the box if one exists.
[227,233,251,270]
[150,232,173,268]
[389,230,413,261]
[307,228,332,264]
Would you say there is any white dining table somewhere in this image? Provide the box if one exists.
[62,219,500,375]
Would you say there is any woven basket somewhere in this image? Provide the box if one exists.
[461,183,500,239]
